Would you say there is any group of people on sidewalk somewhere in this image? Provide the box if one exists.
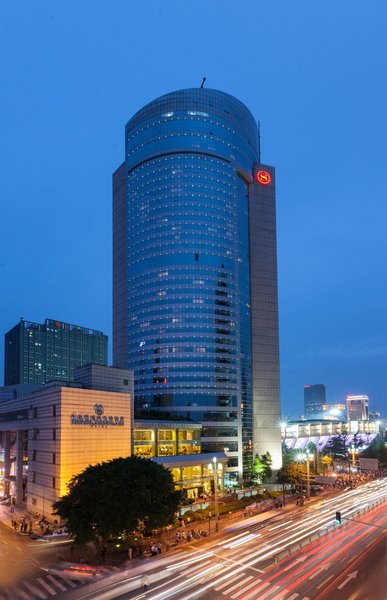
[150,541,162,556]
[10,511,67,538]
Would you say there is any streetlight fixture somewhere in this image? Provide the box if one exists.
[297,449,314,501]
[305,449,313,501]
[350,444,356,468]
[208,457,222,532]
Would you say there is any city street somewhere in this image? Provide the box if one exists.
[0,478,385,599]
[41,477,387,600]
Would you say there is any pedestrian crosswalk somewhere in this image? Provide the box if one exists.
[211,570,311,600]
[0,571,89,599]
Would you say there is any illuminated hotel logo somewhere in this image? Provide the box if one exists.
[70,404,124,427]
[256,170,271,185]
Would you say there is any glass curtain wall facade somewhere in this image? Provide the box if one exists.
[113,89,281,482]
[304,384,326,419]
[5,318,108,385]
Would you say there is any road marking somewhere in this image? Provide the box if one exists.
[166,552,213,569]
[338,570,358,589]
[46,575,67,591]
[223,533,260,549]
[243,581,272,600]
[231,579,269,599]
[199,565,230,582]
[282,555,308,572]
[223,576,255,596]
[308,564,330,580]
[184,563,215,582]
[215,573,248,591]
[13,587,31,600]
[55,574,77,589]
[37,578,57,595]
[251,584,280,600]
[269,520,294,530]
[217,552,265,574]
[317,574,334,589]
[22,580,47,599]
[184,559,213,576]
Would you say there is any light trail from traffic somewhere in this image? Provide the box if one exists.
[48,477,387,600]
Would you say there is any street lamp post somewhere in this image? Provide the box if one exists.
[350,445,356,468]
[208,457,222,532]
[297,450,313,501]
[305,449,311,501]
[348,444,356,488]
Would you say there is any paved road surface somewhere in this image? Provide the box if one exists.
[45,477,387,600]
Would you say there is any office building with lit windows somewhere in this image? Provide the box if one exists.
[304,384,326,418]
[346,395,369,421]
[113,88,281,482]
[4,318,108,385]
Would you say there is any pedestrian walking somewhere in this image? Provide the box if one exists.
[101,545,107,562]
[141,575,150,592]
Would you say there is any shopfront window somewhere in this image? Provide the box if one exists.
[182,465,202,480]
[134,444,154,458]
[178,429,199,441]
[158,443,175,456]
[170,467,181,482]
[158,429,175,441]
[133,429,154,442]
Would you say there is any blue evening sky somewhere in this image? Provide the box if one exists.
[1,1,386,417]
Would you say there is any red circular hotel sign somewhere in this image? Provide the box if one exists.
[256,170,271,185]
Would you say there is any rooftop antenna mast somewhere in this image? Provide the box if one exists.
[200,77,206,88]
[258,120,261,163]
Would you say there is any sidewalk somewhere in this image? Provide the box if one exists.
[0,501,63,539]
[0,500,24,528]
[0,490,329,565]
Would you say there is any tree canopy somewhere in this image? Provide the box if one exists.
[53,456,182,544]
[251,452,272,485]
[361,436,387,466]
[276,462,306,486]
[322,434,348,460]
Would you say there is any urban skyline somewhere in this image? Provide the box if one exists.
[1,2,387,417]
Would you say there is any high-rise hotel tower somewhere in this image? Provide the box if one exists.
[113,88,281,482]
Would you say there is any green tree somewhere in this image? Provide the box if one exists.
[322,434,348,460]
[351,432,363,449]
[276,462,305,487]
[53,456,183,544]
[320,454,333,474]
[282,442,304,467]
[361,436,387,466]
[251,452,272,485]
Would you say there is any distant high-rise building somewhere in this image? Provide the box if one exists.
[4,318,108,385]
[304,384,326,418]
[113,88,282,481]
[346,395,369,421]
